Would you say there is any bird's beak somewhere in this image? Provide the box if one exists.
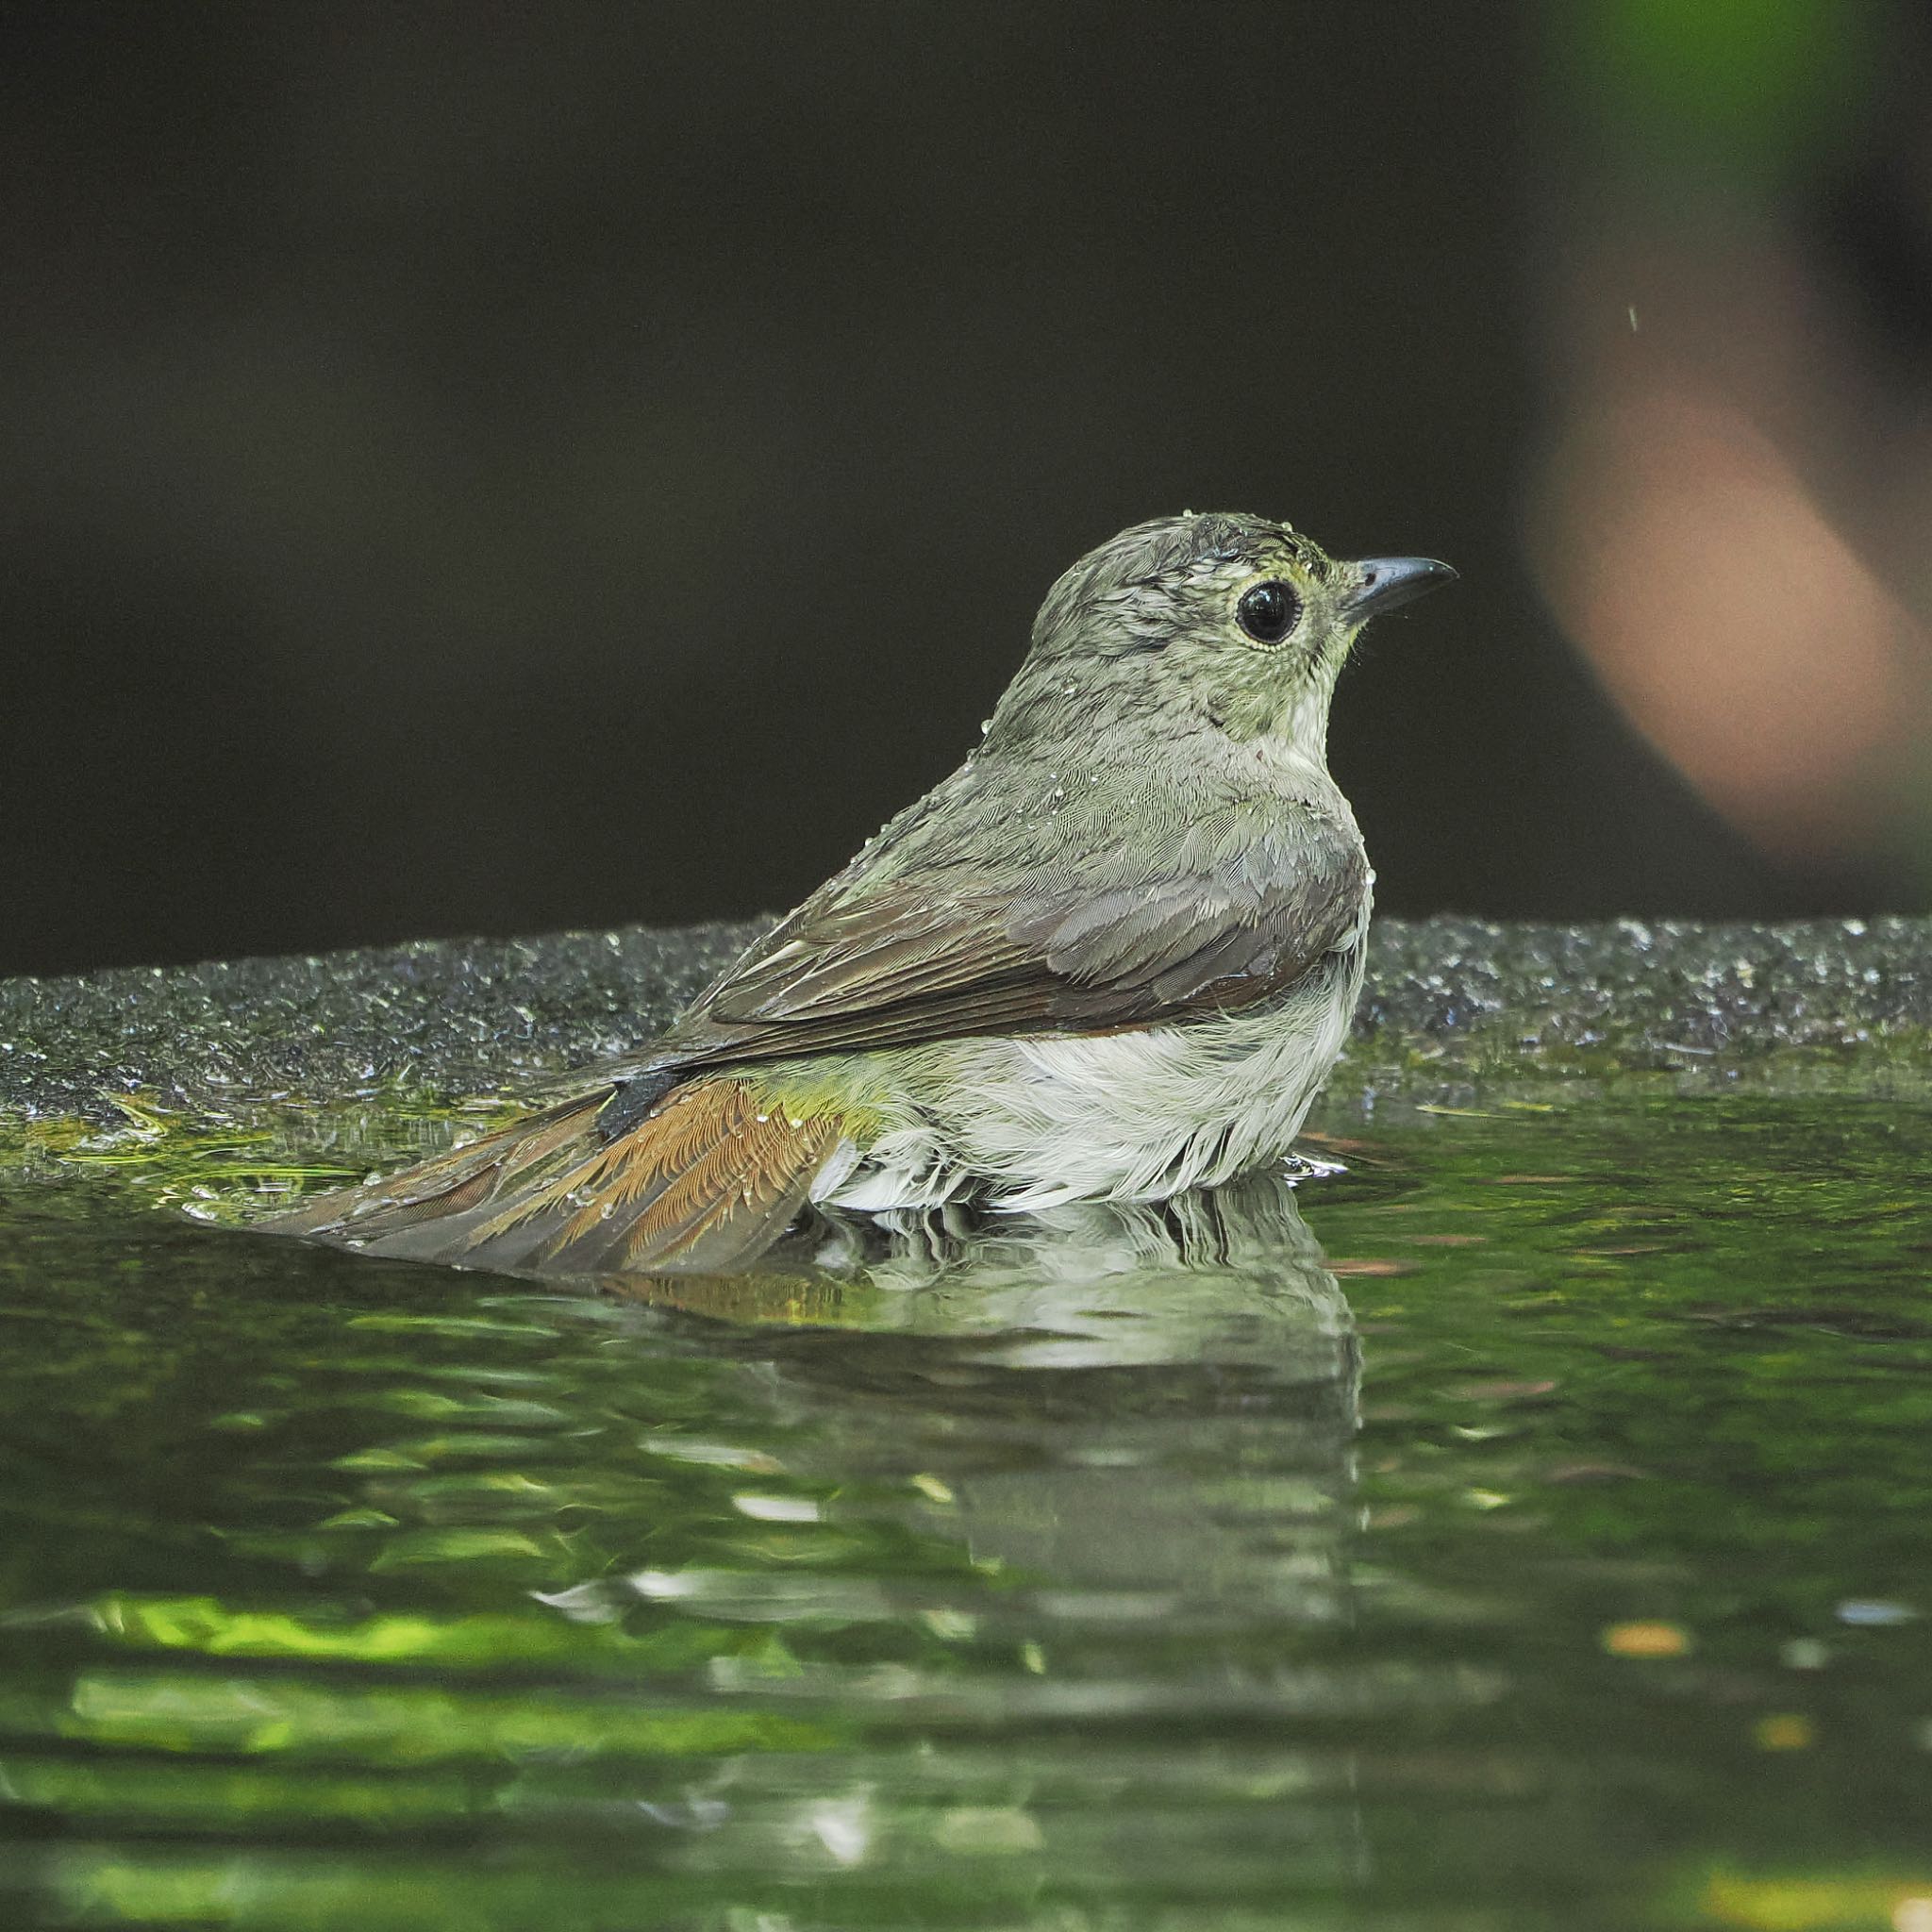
[1341,556,1457,624]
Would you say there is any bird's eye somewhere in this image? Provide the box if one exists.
[1236,579,1301,644]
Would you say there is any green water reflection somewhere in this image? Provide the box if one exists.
[2,1096,1930,1929]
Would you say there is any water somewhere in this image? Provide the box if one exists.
[2,1093,1931,1930]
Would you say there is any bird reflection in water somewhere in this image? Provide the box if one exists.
[534,1170,1376,1900]
[604,1165,1358,1371]
[23,1170,1398,1922]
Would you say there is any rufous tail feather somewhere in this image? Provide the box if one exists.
[260,1079,840,1276]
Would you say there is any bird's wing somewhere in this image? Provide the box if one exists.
[266,807,1369,1274]
[630,808,1370,1078]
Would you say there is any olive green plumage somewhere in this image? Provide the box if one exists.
[265,512,1454,1275]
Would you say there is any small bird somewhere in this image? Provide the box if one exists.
[267,512,1453,1275]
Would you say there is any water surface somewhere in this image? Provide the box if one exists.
[2,1094,1930,1930]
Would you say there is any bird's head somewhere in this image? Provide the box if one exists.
[994,510,1455,764]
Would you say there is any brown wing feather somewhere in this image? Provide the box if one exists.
[714,893,1038,1020]
[260,1090,610,1239]
[265,1078,836,1278]
[640,824,1369,1077]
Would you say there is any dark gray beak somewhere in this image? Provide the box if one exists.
[1341,556,1457,623]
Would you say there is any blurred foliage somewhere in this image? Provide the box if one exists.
[1564,0,1884,181]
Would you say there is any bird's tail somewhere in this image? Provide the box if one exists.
[260,1077,842,1276]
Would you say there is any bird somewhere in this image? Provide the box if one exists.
[263,511,1454,1277]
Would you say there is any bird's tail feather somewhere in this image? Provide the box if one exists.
[260,1078,841,1276]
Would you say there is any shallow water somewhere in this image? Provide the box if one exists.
[2,1094,1931,1931]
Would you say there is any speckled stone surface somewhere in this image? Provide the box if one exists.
[0,923,758,1125]
[3,915,1927,1132]
[1352,915,1932,1087]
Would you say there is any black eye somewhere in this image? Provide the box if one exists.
[1236,579,1301,644]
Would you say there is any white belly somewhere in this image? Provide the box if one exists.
[818,941,1366,1214]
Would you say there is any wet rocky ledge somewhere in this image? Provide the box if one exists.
[1,915,1927,1149]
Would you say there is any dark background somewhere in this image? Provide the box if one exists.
[4,1,1924,979]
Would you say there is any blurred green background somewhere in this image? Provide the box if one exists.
[5,0,1931,976]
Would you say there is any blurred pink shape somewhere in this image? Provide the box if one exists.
[1533,380,1924,859]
